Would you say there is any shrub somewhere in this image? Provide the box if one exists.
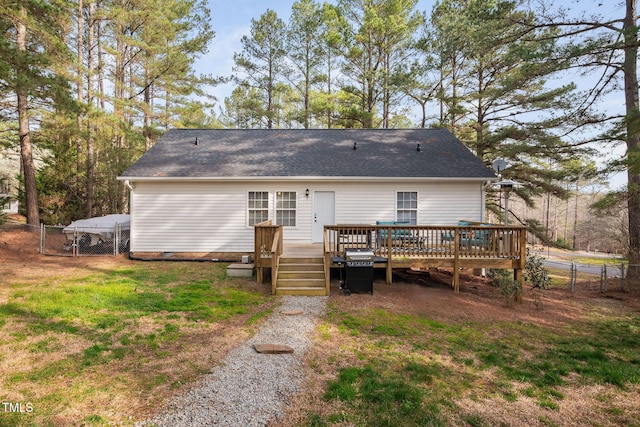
[488,269,521,307]
[524,249,550,289]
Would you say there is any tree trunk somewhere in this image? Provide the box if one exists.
[96,0,105,110]
[624,0,640,282]
[553,196,559,243]
[86,1,95,217]
[17,8,40,226]
[327,49,333,129]
[77,0,84,183]
[572,180,579,249]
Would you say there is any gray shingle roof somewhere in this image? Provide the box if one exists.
[119,129,496,179]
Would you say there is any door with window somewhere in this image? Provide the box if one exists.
[313,191,335,243]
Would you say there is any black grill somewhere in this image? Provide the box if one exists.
[343,248,375,294]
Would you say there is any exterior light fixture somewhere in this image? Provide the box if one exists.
[305,188,309,198]
[494,179,520,225]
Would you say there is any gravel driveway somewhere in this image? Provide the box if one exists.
[138,296,328,427]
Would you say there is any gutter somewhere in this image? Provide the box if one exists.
[117,176,494,183]
[481,179,498,222]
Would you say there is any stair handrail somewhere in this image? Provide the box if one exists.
[270,228,283,294]
[324,228,331,295]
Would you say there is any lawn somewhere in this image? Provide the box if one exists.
[279,272,640,427]
[2,227,640,426]
[0,254,275,426]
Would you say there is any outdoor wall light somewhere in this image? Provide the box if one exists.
[494,179,521,225]
[305,188,310,198]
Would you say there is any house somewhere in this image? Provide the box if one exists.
[1,193,18,215]
[118,129,497,256]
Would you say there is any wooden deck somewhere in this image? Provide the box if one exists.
[254,222,527,295]
[282,243,323,257]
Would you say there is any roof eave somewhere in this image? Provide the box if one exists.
[117,175,497,182]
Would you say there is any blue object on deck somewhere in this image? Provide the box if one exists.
[376,221,412,241]
[441,221,493,247]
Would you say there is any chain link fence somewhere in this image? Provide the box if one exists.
[564,260,640,292]
[40,223,130,256]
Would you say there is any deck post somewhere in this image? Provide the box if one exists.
[324,229,331,295]
[453,229,460,292]
[514,228,527,303]
[386,226,393,284]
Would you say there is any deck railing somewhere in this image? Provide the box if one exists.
[324,224,524,259]
[324,224,527,292]
[253,220,283,285]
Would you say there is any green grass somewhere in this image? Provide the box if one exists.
[314,302,640,426]
[568,256,627,266]
[0,261,271,426]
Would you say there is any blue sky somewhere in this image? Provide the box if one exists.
[197,0,627,189]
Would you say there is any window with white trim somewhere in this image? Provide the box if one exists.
[397,191,417,224]
[276,191,296,226]
[248,191,269,226]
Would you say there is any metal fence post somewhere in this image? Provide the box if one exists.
[600,264,608,292]
[115,223,120,256]
[73,227,78,256]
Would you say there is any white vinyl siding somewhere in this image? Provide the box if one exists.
[128,180,485,253]
[334,183,482,225]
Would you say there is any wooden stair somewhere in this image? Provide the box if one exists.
[275,256,327,296]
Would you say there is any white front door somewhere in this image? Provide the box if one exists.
[313,191,335,243]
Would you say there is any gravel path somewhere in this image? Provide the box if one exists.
[139,296,328,427]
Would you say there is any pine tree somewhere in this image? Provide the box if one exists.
[333,0,422,128]
[0,0,73,226]
[233,10,287,129]
[427,0,592,207]
[529,0,640,282]
[286,0,326,128]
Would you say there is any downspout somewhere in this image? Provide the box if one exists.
[482,180,493,222]
[124,179,135,258]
